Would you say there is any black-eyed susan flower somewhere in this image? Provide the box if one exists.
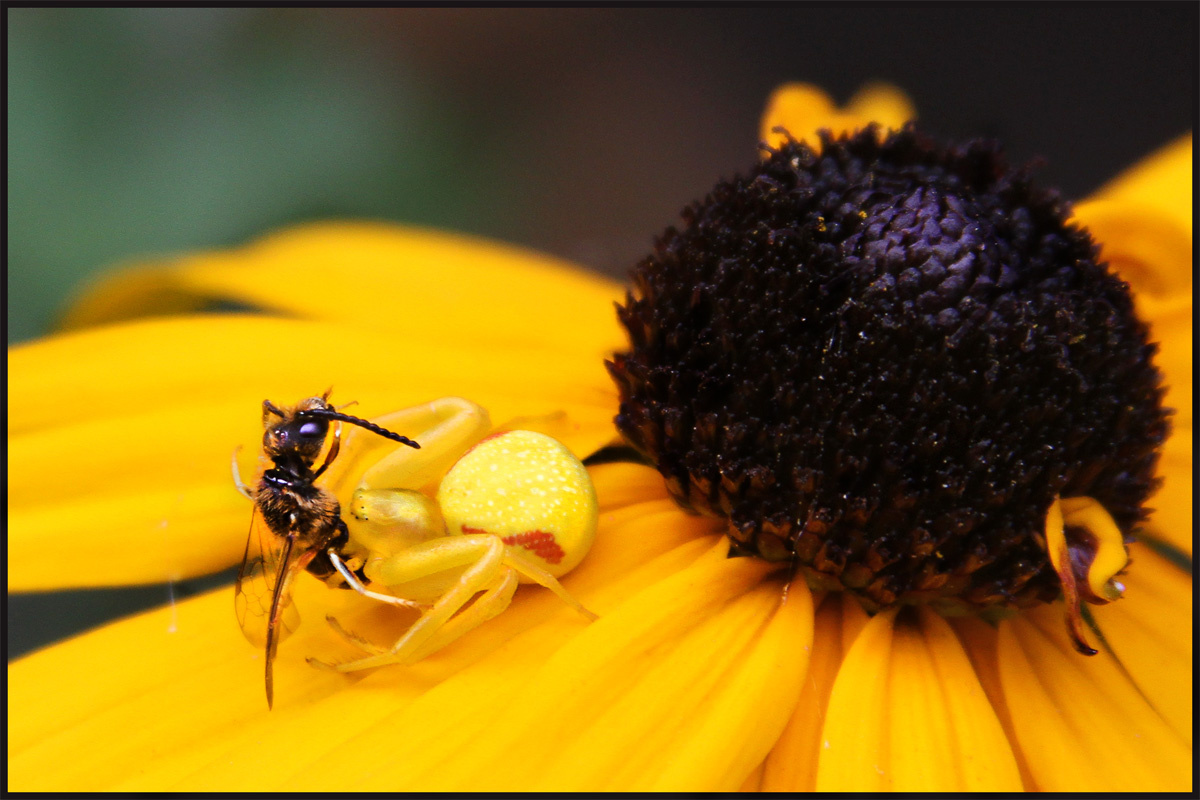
[8,83,1191,792]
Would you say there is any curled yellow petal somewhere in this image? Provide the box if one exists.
[1043,497,1105,655]
[1058,496,1130,600]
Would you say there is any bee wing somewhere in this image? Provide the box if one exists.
[234,508,303,649]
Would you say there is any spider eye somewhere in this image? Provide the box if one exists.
[298,421,324,439]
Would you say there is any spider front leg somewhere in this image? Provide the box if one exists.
[355,396,492,493]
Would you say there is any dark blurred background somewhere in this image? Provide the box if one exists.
[7,6,1196,656]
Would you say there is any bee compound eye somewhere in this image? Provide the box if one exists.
[298,421,325,439]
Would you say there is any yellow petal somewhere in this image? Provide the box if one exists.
[1146,296,1193,434]
[846,82,918,129]
[648,576,813,791]
[8,580,361,791]
[1088,133,1193,238]
[10,477,249,589]
[1144,429,1193,556]
[951,615,1038,788]
[761,593,850,791]
[817,607,1022,791]
[1090,541,1193,744]
[9,315,618,589]
[837,591,871,652]
[8,469,722,790]
[760,82,915,151]
[10,315,616,437]
[1072,199,1193,306]
[997,603,1191,791]
[1074,134,1192,436]
[343,539,791,791]
[1057,497,1128,601]
[59,222,627,358]
[738,762,765,791]
[536,581,789,790]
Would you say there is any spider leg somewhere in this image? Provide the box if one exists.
[324,615,391,655]
[319,536,508,672]
[403,567,519,664]
[501,549,598,621]
[357,397,491,491]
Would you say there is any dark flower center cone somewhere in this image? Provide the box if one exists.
[609,125,1168,614]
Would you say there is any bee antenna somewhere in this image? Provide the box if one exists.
[299,408,420,449]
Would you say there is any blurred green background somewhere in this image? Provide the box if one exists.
[7,7,1195,655]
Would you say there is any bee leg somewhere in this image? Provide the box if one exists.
[230,446,254,499]
[327,549,427,611]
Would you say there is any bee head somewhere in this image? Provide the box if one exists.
[262,396,333,465]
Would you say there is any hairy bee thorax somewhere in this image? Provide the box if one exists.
[256,470,341,547]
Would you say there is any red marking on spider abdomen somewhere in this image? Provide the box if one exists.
[503,531,565,564]
[461,524,565,564]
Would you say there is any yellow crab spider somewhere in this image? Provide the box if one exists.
[310,396,599,671]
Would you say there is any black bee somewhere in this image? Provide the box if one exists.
[233,390,419,709]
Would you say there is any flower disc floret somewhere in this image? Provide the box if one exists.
[609,125,1168,612]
